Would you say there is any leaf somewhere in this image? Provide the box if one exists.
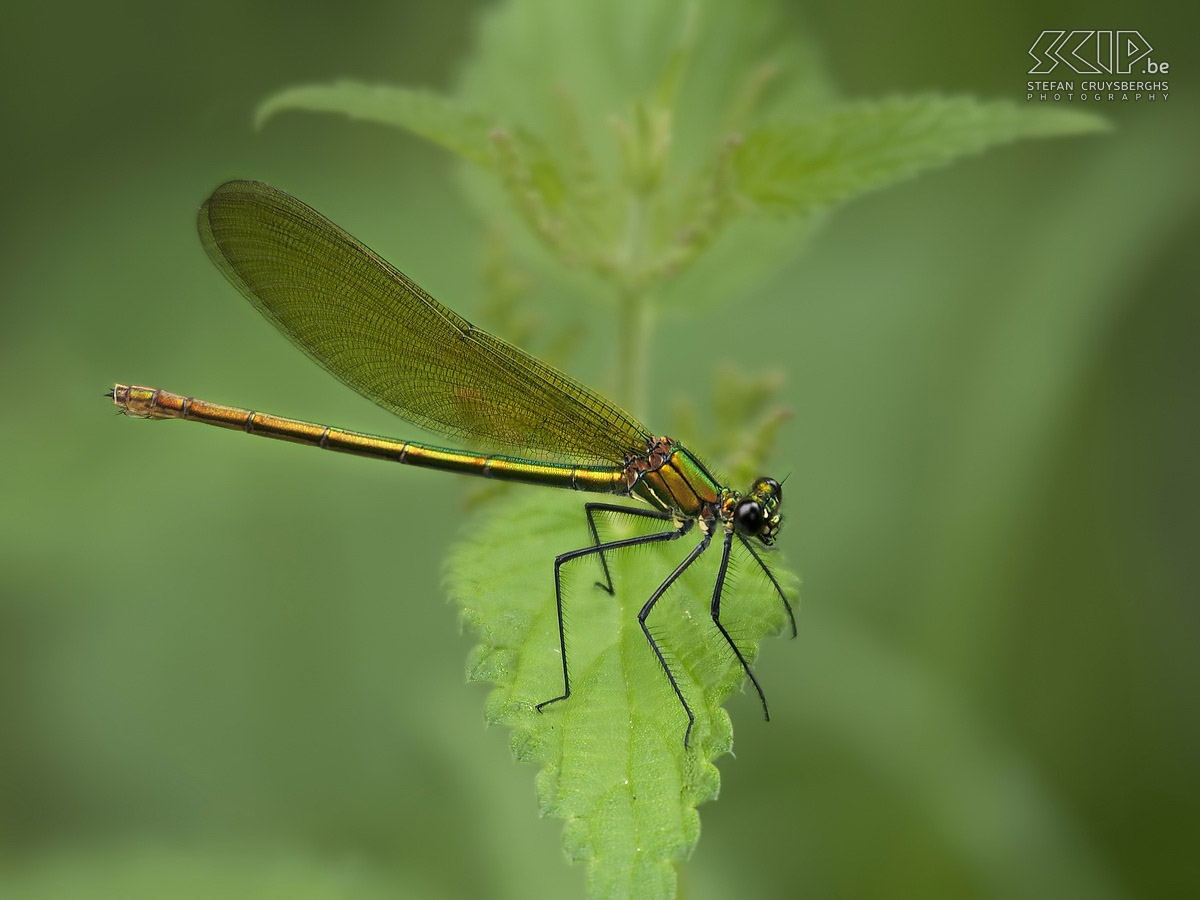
[256,82,497,167]
[446,489,797,900]
[448,0,837,302]
[455,0,833,177]
[734,96,1110,215]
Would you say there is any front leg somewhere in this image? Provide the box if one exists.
[737,534,797,638]
[711,529,770,721]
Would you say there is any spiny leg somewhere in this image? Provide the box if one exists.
[710,530,770,721]
[584,502,673,594]
[638,531,713,749]
[737,534,797,638]
[536,520,693,713]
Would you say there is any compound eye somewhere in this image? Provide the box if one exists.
[733,498,764,534]
[753,477,781,501]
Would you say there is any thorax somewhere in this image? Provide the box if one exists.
[624,437,723,521]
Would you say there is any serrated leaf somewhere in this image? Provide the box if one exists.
[256,82,497,167]
[734,96,1110,215]
[452,0,834,242]
[446,489,797,900]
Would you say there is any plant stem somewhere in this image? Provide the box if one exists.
[617,287,653,420]
[615,194,655,418]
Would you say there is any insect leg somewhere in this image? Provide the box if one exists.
[711,530,770,721]
[536,520,692,714]
[737,534,797,638]
[584,502,673,594]
[638,531,713,749]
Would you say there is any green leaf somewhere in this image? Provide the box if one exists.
[734,96,1110,215]
[449,0,836,295]
[256,82,497,166]
[456,0,833,175]
[447,489,797,900]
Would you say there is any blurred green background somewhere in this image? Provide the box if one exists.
[2,1,1196,898]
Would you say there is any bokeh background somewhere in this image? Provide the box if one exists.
[2,1,1196,898]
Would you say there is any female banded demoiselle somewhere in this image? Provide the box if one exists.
[110,181,795,747]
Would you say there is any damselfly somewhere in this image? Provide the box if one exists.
[110,181,795,746]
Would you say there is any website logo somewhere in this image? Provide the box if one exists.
[1025,30,1170,102]
[1028,31,1164,75]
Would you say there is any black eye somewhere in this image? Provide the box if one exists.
[754,477,781,501]
[734,499,763,534]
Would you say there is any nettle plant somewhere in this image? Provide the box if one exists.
[257,2,1104,897]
